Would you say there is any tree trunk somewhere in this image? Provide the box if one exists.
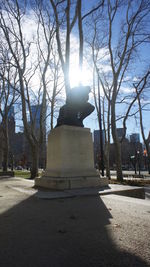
[30,145,39,179]
[105,156,110,179]
[2,121,9,172]
[3,144,8,172]
[51,92,55,130]
[104,143,111,179]
[78,0,83,76]
[145,142,150,174]
[111,95,123,181]
[114,141,123,181]
[147,151,150,174]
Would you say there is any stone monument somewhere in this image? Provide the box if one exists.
[35,86,108,189]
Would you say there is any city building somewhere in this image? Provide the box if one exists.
[8,112,15,139]
[130,133,140,143]
[0,125,3,168]
[30,105,41,129]
[8,106,15,118]
[0,104,47,169]
[30,104,47,168]
[94,130,105,147]
[93,128,144,170]
[93,130,105,167]
[116,128,125,140]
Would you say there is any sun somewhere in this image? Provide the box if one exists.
[69,66,92,88]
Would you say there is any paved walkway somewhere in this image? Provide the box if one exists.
[2,176,145,199]
[0,177,150,267]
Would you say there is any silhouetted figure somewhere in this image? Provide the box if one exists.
[56,86,95,127]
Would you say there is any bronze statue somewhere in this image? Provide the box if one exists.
[56,86,95,127]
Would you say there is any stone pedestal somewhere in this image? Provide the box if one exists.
[35,125,108,189]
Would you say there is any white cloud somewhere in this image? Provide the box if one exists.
[140,99,150,104]
[120,87,135,94]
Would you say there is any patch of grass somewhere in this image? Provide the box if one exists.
[109,179,150,187]
[14,170,43,179]
[14,170,31,179]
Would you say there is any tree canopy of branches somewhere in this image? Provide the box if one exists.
[86,0,150,180]
[0,0,63,178]
[0,44,19,171]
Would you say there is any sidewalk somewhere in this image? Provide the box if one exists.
[3,176,146,199]
[0,177,150,267]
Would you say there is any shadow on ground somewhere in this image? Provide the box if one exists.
[0,192,148,267]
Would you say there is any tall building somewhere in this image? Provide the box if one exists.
[93,130,105,166]
[8,106,16,155]
[8,110,15,136]
[0,103,47,169]
[30,105,41,129]
[130,133,140,143]
[94,130,105,148]
[0,105,15,168]
[29,104,47,168]
[12,132,26,166]
[30,104,46,135]
[116,128,125,140]
[8,106,15,118]
[0,125,3,168]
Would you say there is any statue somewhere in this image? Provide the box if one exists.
[56,86,95,128]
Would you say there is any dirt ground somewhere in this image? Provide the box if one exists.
[0,177,150,267]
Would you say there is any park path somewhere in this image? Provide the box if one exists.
[0,177,150,267]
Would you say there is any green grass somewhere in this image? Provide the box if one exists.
[14,170,31,179]
[109,179,150,187]
[0,169,42,179]
[14,170,43,179]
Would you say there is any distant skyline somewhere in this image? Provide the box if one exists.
[13,102,147,145]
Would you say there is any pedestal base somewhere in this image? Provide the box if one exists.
[35,125,108,190]
[35,176,108,190]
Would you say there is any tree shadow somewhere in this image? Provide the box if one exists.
[0,191,149,267]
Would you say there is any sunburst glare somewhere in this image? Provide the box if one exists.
[69,66,92,88]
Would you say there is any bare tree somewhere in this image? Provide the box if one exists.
[87,0,150,181]
[0,43,19,171]
[49,0,78,95]
[102,95,111,179]
[0,0,59,178]
[106,0,150,180]
[49,0,104,95]
[47,55,64,130]
[34,0,64,130]
[0,0,40,178]
[134,70,150,174]
[86,12,111,178]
